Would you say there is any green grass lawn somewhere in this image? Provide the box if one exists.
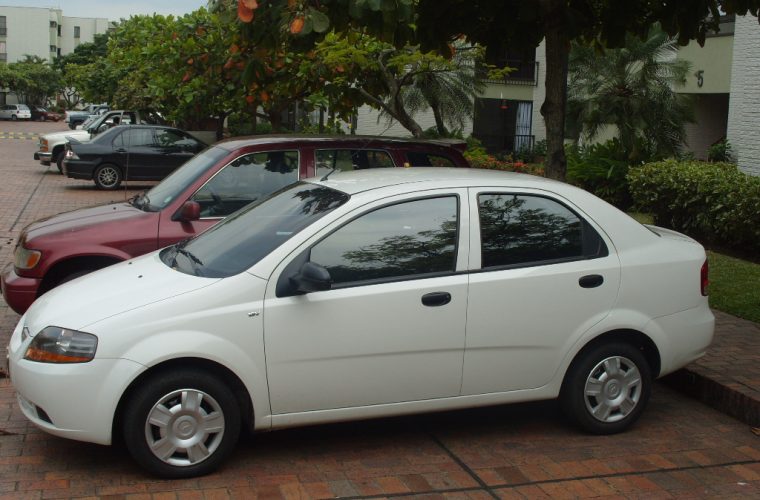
[627,212,759,323]
[707,251,760,323]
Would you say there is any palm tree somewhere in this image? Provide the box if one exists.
[567,26,694,160]
[392,45,484,137]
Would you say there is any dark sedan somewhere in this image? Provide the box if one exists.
[31,106,63,122]
[63,125,207,189]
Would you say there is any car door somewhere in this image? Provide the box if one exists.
[112,127,159,179]
[263,191,470,415]
[153,128,202,177]
[461,189,621,395]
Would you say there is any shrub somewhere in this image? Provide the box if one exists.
[628,160,760,252]
[566,139,634,209]
[707,138,734,163]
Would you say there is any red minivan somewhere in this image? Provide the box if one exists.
[2,135,469,314]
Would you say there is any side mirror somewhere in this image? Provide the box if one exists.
[290,262,332,293]
[173,201,201,222]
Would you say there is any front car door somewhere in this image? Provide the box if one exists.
[263,190,470,415]
[153,128,204,177]
[462,188,621,395]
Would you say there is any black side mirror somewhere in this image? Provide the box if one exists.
[173,201,201,222]
[290,262,332,293]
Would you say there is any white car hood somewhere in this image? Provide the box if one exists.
[42,129,91,143]
[24,251,219,334]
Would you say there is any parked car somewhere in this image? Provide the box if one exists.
[35,110,164,172]
[2,135,469,314]
[65,104,109,129]
[6,167,714,478]
[0,104,32,120]
[30,106,63,122]
[63,125,207,189]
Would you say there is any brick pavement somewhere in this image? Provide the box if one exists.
[0,120,759,498]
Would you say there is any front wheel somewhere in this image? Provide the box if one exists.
[561,342,651,434]
[122,370,241,478]
[93,164,122,190]
[55,151,65,173]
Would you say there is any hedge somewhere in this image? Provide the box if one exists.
[628,160,760,252]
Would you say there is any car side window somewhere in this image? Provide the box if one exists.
[478,193,607,269]
[310,196,458,286]
[154,129,198,150]
[315,149,395,177]
[190,150,299,218]
[114,128,154,147]
[406,152,457,167]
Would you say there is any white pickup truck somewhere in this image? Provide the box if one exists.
[65,104,110,129]
[35,110,160,171]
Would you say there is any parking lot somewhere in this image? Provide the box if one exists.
[0,120,759,498]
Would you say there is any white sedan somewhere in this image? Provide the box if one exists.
[7,168,714,478]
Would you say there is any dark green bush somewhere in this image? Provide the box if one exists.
[628,160,760,251]
[566,139,633,209]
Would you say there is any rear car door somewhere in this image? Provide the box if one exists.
[462,189,621,394]
[112,127,159,179]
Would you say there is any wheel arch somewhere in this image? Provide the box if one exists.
[111,357,254,444]
[562,329,661,390]
[38,255,124,296]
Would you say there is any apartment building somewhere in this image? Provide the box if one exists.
[0,5,111,104]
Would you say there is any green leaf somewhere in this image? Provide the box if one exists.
[310,9,330,33]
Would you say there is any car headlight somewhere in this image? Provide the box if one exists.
[24,327,98,363]
[14,246,42,270]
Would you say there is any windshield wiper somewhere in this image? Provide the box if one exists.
[170,239,204,276]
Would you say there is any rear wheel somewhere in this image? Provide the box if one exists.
[94,164,122,190]
[561,342,651,434]
[11,114,17,121]
[122,370,241,478]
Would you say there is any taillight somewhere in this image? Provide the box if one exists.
[700,259,709,296]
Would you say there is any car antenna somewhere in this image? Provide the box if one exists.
[320,166,337,182]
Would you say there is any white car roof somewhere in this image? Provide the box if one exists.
[308,167,562,196]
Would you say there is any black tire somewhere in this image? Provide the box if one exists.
[11,114,17,121]
[561,342,651,435]
[122,370,241,478]
[55,151,65,174]
[93,164,122,190]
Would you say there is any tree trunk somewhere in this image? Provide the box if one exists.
[540,1,569,181]
[215,112,227,141]
[432,103,446,136]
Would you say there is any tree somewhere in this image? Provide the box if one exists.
[399,44,484,136]
[567,26,694,161]
[307,31,481,137]
[5,56,63,105]
[226,0,760,180]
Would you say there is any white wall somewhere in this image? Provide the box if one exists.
[0,6,54,62]
[531,40,547,143]
[727,15,760,176]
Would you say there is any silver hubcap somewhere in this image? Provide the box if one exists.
[584,356,642,423]
[97,167,119,187]
[144,389,225,467]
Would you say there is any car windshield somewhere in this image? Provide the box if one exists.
[161,182,349,278]
[79,116,96,128]
[18,105,29,110]
[132,146,228,212]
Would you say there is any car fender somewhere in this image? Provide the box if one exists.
[113,330,271,429]
[549,307,661,394]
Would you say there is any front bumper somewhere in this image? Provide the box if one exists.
[8,320,146,445]
[36,151,52,165]
[1,263,41,314]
